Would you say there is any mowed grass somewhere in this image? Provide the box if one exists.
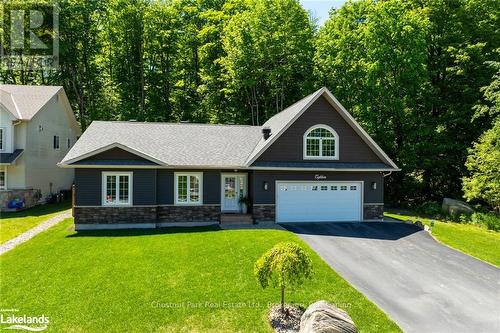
[0,219,400,332]
[0,201,71,244]
[385,211,500,267]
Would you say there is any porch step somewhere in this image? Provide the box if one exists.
[220,214,254,225]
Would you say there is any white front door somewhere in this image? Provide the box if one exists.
[221,174,247,212]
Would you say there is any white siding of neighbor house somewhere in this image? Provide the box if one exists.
[0,107,26,189]
[24,92,79,198]
[0,107,16,153]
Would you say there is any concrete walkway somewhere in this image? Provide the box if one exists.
[0,210,72,255]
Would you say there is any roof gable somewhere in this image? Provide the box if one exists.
[246,87,398,169]
[255,96,383,163]
[0,85,61,120]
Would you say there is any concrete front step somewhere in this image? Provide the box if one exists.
[220,214,254,225]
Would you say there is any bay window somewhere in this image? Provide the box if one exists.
[102,172,132,206]
[175,172,202,205]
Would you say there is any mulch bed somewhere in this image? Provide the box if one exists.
[268,304,305,333]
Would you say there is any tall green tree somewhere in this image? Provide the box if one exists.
[316,0,499,203]
[221,0,315,125]
[59,0,112,129]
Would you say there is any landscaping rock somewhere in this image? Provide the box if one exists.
[269,304,304,333]
[442,198,474,215]
[414,220,424,229]
[299,301,357,333]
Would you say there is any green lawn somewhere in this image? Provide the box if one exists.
[0,201,71,244]
[0,218,400,332]
[385,210,500,267]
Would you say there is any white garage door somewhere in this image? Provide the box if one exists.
[276,181,362,223]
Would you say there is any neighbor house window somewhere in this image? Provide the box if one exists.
[53,135,60,150]
[303,125,339,160]
[102,172,132,206]
[0,128,5,151]
[175,172,202,204]
[0,169,6,189]
[67,138,71,149]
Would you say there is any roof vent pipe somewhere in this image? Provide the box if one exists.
[262,127,271,140]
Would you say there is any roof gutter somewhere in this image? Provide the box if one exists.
[58,162,400,172]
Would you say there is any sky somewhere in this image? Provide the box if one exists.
[299,0,347,26]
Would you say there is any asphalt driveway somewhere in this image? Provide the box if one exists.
[284,222,500,333]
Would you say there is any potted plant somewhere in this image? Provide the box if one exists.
[239,196,252,214]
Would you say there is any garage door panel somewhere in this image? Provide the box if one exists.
[276,181,362,223]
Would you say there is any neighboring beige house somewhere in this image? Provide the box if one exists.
[0,85,81,210]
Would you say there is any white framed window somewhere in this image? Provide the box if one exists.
[303,124,339,160]
[0,127,5,151]
[0,168,6,189]
[102,172,133,206]
[53,135,60,150]
[175,172,202,205]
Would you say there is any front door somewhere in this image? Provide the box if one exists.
[221,174,247,212]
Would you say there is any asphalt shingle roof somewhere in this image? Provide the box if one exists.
[62,121,264,167]
[61,87,398,170]
[0,85,62,120]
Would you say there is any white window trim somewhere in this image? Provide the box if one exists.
[303,124,339,160]
[53,135,60,150]
[101,172,133,206]
[0,127,5,151]
[174,172,203,205]
[0,167,7,190]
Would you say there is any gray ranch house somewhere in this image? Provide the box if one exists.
[59,87,399,230]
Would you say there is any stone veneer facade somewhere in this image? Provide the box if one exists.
[253,204,276,222]
[74,203,383,225]
[157,205,220,222]
[0,189,40,211]
[74,206,158,224]
[363,204,384,220]
[74,205,221,225]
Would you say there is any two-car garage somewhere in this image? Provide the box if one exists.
[275,181,363,223]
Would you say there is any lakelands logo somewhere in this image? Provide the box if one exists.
[0,313,49,331]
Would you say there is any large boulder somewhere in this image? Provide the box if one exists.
[299,301,357,333]
[442,198,474,215]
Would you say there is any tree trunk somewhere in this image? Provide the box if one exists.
[281,286,285,313]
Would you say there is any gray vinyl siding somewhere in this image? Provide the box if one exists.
[75,168,157,206]
[203,171,221,204]
[255,96,383,164]
[84,147,153,161]
[76,168,224,206]
[75,168,382,207]
[133,170,156,205]
[75,169,101,206]
[156,170,174,204]
[251,171,383,204]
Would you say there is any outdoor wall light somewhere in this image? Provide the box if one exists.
[263,181,269,191]
[371,182,377,190]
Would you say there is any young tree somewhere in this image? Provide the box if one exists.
[254,242,313,313]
